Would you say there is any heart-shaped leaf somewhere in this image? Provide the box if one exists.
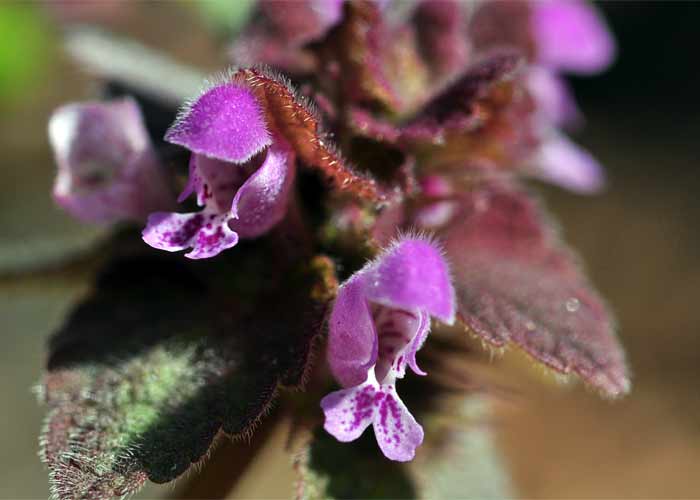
[39,238,337,500]
[436,180,629,397]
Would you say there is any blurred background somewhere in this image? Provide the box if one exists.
[1,1,698,498]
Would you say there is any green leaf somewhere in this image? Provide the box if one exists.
[39,239,337,500]
[195,0,255,35]
[0,4,51,104]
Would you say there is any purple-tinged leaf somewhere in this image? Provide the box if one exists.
[258,0,343,46]
[319,0,403,111]
[349,53,532,165]
[348,107,402,144]
[413,0,470,79]
[39,239,337,500]
[400,53,537,171]
[469,2,536,61]
[401,52,523,142]
[325,0,443,114]
[435,180,629,397]
[231,0,344,73]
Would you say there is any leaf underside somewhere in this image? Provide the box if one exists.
[40,238,335,500]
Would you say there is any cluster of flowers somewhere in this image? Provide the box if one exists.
[48,0,616,461]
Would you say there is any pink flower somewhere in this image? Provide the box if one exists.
[142,81,296,259]
[532,0,616,75]
[49,98,174,224]
[321,236,455,461]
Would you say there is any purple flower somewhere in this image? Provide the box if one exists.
[142,81,296,259]
[529,129,605,194]
[531,0,616,75]
[321,237,455,461]
[48,97,174,224]
[414,175,458,230]
[526,66,582,129]
[524,1,612,192]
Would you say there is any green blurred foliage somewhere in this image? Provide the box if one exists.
[195,0,255,36]
[0,4,52,104]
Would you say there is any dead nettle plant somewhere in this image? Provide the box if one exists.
[39,1,627,498]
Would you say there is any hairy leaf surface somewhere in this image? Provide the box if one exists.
[39,240,336,500]
[438,181,629,396]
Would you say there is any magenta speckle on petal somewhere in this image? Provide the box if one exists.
[142,211,238,259]
[144,135,295,259]
[322,237,453,461]
[49,98,174,224]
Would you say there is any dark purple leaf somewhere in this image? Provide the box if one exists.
[469,1,535,60]
[230,0,343,73]
[39,238,337,500]
[401,52,524,141]
[413,0,470,79]
[320,0,402,111]
[435,180,629,397]
[347,53,538,173]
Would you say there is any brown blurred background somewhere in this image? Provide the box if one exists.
[1,1,698,498]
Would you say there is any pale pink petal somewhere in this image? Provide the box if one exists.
[405,311,430,377]
[321,380,379,443]
[165,83,271,164]
[363,237,456,324]
[177,156,203,205]
[372,306,422,382]
[532,0,616,75]
[142,211,238,259]
[328,276,379,388]
[532,130,606,194]
[372,387,424,462]
[230,139,296,238]
[413,200,458,229]
[49,98,173,223]
[527,66,583,128]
